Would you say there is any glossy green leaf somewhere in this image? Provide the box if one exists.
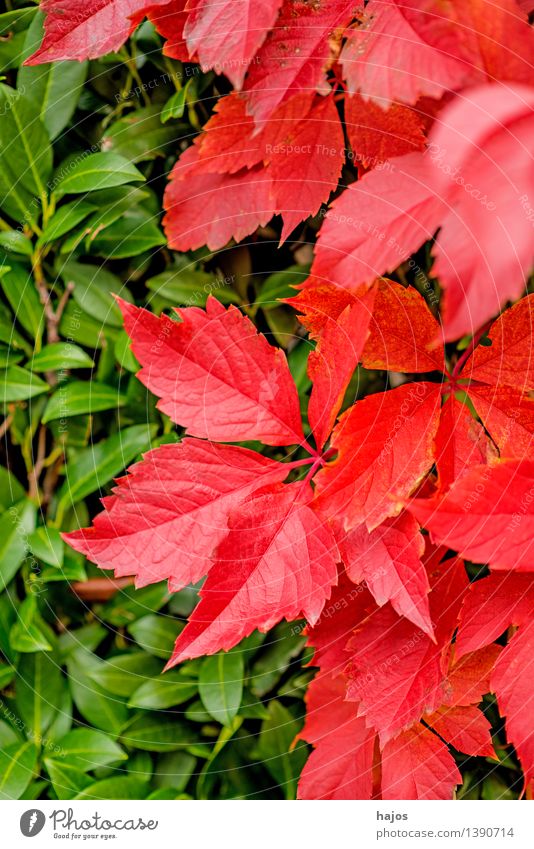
[48,728,127,773]
[102,104,180,161]
[29,342,95,372]
[54,152,144,198]
[0,84,52,201]
[127,614,179,659]
[0,365,48,402]
[161,85,190,123]
[0,231,33,256]
[88,652,162,698]
[44,759,93,799]
[27,526,64,568]
[121,712,199,753]
[0,500,36,592]
[0,741,38,800]
[58,260,132,327]
[42,380,126,423]
[38,199,97,245]
[10,596,53,653]
[198,650,244,727]
[14,646,65,738]
[75,775,148,800]
[89,210,165,259]
[128,672,197,710]
[18,13,88,140]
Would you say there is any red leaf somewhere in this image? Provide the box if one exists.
[194,93,314,175]
[163,146,272,251]
[360,279,445,373]
[424,705,495,758]
[183,0,283,88]
[344,553,468,741]
[243,0,355,121]
[443,645,503,707]
[466,384,534,460]
[307,289,375,450]
[305,568,375,675]
[409,460,534,571]
[401,0,534,86]
[311,151,445,304]
[340,0,468,106]
[145,0,192,62]
[286,283,364,340]
[491,621,534,788]
[298,674,375,800]
[63,439,290,590]
[456,573,534,657]
[315,382,442,530]
[463,294,534,392]
[26,0,167,64]
[380,724,461,799]
[269,95,345,241]
[168,482,338,664]
[339,511,433,637]
[118,297,304,446]
[312,84,534,341]
[435,396,495,492]
[345,93,427,170]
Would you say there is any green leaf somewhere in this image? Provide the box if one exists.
[44,759,93,799]
[153,751,196,792]
[54,152,145,198]
[102,104,180,161]
[58,624,106,660]
[0,719,21,748]
[0,365,48,402]
[100,582,170,628]
[48,729,127,773]
[0,663,15,688]
[0,500,36,591]
[0,466,25,511]
[128,673,197,710]
[38,199,97,245]
[56,423,157,511]
[89,210,165,259]
[58,260,132,327]
[14,646,65,739]
[256,265,310,309]
[198,650,244,727]
[29,342,95,372]
[0,231,33,256]
[253,701,307,800]
[127,614,179,659]
[74,775,148,800]
[0,83,52,201]
[0,264,44,345]
[121,712,199,753]
[42,380,126,423]
[146,263,240,308]
[18,12,88,140]
[59,301,119,349]
[0,346,23,367]
[0,741,38,799]
[67,650,130,734]
[0,8,38,73]
[249,621,306,697]
[27,526,64,568]
[10,596,52,653]
[88,652,162,698]
[161,85,191,123]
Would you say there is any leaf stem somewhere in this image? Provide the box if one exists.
[451,319,493,380]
